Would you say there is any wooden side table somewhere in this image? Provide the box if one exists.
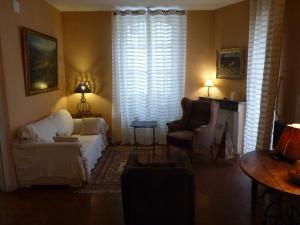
[71,113,103,118]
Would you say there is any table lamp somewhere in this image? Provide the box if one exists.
[75,82,91,115]
[276,123,300,183]
[204,79,214,97]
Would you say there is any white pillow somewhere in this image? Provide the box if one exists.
[53,136,79,142]
[17,125,39,142]
[30,118,58,142]
[80,117,101,135]
[50,109,74,136]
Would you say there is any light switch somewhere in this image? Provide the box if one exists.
[13,0,20,14]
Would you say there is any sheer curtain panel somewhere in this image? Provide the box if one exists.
[112,10,186,144]
[243,0,286,153]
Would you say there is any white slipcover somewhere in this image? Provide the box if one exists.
[13,109,108,187]
[30,118,58,143]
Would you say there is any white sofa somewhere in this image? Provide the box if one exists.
[13,109,108,188]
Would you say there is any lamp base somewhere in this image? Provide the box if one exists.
[77,93,90,116]
[77,102,90,116]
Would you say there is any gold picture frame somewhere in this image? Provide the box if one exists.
[22,27,58,96]
[216,48,243,79]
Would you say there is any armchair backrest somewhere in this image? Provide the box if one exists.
[121,153,195,225]
[181,97,211,130]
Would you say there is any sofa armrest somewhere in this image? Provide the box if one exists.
[13,142,87,182]
[14,142,83,154]
[72,117,109,136]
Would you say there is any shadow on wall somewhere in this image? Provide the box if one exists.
[64,55,110,95]
[68,71,104,96]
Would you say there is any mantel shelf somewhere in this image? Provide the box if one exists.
[199,97,246,112]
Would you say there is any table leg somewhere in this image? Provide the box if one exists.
[251,180,258,214]
[152,127,155,153]
[134,127,137,152]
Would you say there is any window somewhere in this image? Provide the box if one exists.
[112,10,187,144]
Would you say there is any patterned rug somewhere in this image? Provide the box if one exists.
[76,145,167,194]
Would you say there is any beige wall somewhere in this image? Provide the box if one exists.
[186,1,249,101]
[62,12,112,128]
[185,11,215,100]
[213,1,249,101]
[0,38,12,190]
[0,0,66,189]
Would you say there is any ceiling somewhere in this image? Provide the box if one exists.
[46,0,245,11]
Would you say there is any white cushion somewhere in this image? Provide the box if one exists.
[30,118,58,142]
[53,136,79,142]
[74,135,99,156]
[50,109,74,136]
[80,118,101,135]
[73,134,105,175]
[17,125,39,142]
[75,134,98,144]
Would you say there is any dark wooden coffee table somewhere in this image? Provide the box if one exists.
[131,120,158,152]
[240,151,300,224]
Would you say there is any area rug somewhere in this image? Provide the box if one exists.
[76,145,167,194]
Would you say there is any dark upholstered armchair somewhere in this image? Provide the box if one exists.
[121,152,195,225]
[166,97,219,158]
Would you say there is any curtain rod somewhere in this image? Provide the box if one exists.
[114,9,186,16]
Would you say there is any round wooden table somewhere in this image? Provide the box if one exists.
[240,151,300,224]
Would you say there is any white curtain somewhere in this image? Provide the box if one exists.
[244,0,286,153]
[0,95,6,191]
[0,39,7,191]
[0,80,6,189]
[112,10,186,144]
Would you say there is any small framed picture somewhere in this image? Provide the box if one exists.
[216,48,243,79]
[22,27,58,96]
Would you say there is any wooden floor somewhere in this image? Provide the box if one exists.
[0,151,262,225]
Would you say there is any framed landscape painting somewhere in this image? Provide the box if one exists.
[216,48,243,79]
[22,28,58,96]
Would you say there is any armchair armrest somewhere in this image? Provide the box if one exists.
[193,100,219,149]
[166,120,185,133]
[123,153,139,171]
[194,124,214,149]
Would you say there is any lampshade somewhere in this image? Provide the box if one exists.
[276,123,300,160]
[75,82,91,94]
[204,79,214,87]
